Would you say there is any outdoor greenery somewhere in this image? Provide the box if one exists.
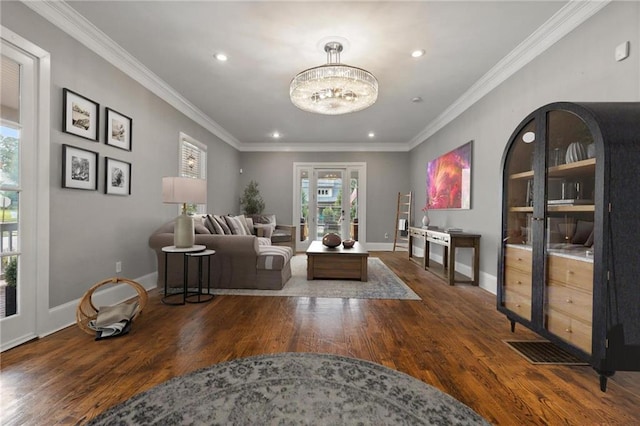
[4,257,17,287]
[300,190,309,222]
[0,133,19,186]
[240,180,265,215]
[1,132,19,224]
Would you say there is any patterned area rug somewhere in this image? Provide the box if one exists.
[209,256,421,300]
[88,353,490,425]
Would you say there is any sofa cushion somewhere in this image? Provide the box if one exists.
[257,237,272,246]
[225,215,248,235]
[204,215,218,234]
[254,224,274,238]
[245,217,255,234]
[214,215,232,234]
[257,245,293,271]
[252,214,276,225]
[235,214,253,235]
[271,228,292,243]
[191,216,209,234]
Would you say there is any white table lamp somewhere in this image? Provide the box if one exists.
[162,177,207,248]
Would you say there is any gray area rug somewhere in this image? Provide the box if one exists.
[210,256,420,300]
[88,352,490,425]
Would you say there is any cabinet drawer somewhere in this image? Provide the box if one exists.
[547,255,593,292]
[504,267,532,298]
[505,247,532,274]
[546,308,592,354]
[409,228,426,238]
[546,283,593,324]
[503,289,531,321]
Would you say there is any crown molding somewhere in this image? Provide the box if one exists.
[236,141,407,152]
[22,0,242,149]
[407,0,610,150]
[23,0,609,153]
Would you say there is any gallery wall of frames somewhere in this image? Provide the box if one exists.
[61,88,132,196]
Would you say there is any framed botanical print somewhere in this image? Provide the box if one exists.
[62,144,98,190]
[105,107,133,151]
[62,88,99,141]
[104,157,131,196]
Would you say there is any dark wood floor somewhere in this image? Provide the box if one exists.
[1,252,639,425]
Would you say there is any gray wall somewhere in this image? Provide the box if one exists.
[409,2,640,279]
[2,2,241,307]
[3,1,638,307]
[239,152,409,243]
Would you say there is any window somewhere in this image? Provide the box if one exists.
[318,188,332,196]
[179,132,207,214]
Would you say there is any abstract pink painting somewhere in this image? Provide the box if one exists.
[426,141,472,209]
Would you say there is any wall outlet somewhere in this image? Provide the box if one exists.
[116,261,122,273]
[384,233,389,239]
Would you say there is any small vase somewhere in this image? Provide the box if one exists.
[565,142,587,164]
[421,214,430,228]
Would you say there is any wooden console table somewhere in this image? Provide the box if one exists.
[408,227,481,286]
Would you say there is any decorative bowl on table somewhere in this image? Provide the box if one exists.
[322,233,341,248]
[342,239,355,248]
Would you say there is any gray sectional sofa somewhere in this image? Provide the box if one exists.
[148,218,293,291]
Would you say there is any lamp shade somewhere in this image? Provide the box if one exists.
[162,177,207,205]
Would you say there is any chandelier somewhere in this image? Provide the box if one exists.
[290,42,378,115]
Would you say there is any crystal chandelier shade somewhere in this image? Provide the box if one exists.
[290,42,378,115]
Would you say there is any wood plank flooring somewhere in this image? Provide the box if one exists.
[1,252,639,425]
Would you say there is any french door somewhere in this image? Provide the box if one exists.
[294,163,366,251]
[1,30,49,351]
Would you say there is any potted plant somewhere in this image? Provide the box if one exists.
[240,180,265,215]
[4,257,17,316]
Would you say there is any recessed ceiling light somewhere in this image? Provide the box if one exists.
[412,97,423,103]
[411,49,425,58]
[272,131,281,139]
[214,53,228,62]
[368,132,375,138]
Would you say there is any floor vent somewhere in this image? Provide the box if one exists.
[503,340,589,365]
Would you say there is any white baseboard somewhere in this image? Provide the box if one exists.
[411,246,497,295]
[39,273,157,339]
[364,242,395,251]
[35,252,496,343]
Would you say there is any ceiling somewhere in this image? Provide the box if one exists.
[38,1,590,151]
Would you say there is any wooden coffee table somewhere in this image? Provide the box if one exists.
[306,240,369,281]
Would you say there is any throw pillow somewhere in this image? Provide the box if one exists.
[214,215,232,234]
[224,215,248,235]
[252,214,274,225]
[204,215,217,234]
[193,216,210,234]
[234,214,253,235]
[245,217,255,235]
[254,224,273,238]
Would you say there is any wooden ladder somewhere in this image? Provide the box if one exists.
[393,191,412,252]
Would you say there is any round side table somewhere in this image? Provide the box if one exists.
[185,249,215,303]
[161,245,206,305]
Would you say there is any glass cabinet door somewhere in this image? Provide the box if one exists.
[501,119,536,321]
[543,110,595,355]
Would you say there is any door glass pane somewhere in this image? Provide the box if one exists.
[299,169,309,243]
[544,110,595,353]
[349,170,359,240]
[501,119,536,321]
[0,55,21,319]
[316,170,343,239]
[1,55,21,123]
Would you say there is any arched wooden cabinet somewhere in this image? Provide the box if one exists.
[498,102,640,391]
